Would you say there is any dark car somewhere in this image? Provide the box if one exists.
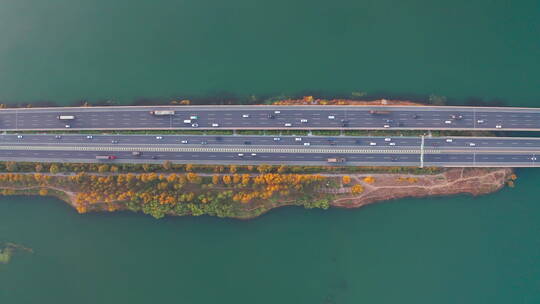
[244,141,251,145]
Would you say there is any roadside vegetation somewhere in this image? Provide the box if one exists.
[0,161,442,175]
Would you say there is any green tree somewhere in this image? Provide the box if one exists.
[49,164,59,174]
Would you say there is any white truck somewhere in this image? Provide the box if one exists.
[327,158,345,163]
[95,155,116,160]
[57,115,75,120]
[149,110,175,115]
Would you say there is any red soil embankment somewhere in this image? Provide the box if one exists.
[331,168,513,208]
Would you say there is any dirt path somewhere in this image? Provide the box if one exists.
[330,168,512,208]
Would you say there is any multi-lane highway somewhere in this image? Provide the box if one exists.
[2,105,540,131]
[1,134,540,167]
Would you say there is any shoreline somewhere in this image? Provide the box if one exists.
[0,95,509,109]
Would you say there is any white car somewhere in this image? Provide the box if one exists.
[86,135,93,139]
[369,142,377,146]
[328,115,335,120]
[446,138,453,143]
[532,157,537,161]
[242,114,250,118]
[303,142,310,146]
[495,124,502,129]
[251,153,257,156]
[384,138,391,142]
[444,120,452,124]
[191,123,198,127]
[300,119,308,123]
[295,137,302,141]
[17,135,23,139]
[190,115,198,120]
[273,137,281,141]
[212,123,219,127]
[274,110,281,114]
[383,124,390,128]
[65,124,71,128]
[389,142,396,146]
[469,142,476,146]
[237,153,244,157]
[284,123,292,127]
[156,136,163,140]
[181,140,188,144]
[477,119,485,124]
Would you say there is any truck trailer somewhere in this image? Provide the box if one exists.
[95,155,117,160]
[57,115,75,120]
[149,110,175,115]
[369,110,391,115]
[327,158,346,163]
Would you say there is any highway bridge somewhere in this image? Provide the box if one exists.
[1,134,539,167]
[2,105,540,131]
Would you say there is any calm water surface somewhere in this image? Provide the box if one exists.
[1,0,540,303]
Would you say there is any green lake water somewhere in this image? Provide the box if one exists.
[1,0,540,303]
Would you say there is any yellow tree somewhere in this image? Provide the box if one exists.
[363,176,375,184]
[342,175,351,185]
[351,184,363,194]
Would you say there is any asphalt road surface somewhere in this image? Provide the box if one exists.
[1,134,539,167]
[2,105,540,131]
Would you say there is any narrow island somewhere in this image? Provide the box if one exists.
[0,97,521,219]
